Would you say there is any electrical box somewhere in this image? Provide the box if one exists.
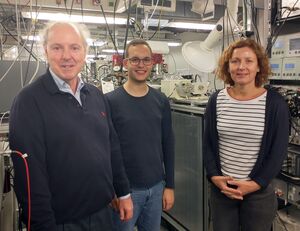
[270,58,283,79]
[137,0,176,12]
[271,33,300,59]
[281,57,300,80]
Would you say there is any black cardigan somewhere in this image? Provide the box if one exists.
[203,88,290,189]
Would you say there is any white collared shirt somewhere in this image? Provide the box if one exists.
[49,68,84,105]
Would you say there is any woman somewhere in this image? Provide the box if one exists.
[203,39,289,231]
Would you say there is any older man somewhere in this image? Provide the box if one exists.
[9,21,133,231]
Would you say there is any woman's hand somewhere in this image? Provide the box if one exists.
[211,176,243,200]
[227,180,261,196]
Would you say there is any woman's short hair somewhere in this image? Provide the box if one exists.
[216,39,271,87]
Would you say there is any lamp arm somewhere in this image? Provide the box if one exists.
[201,0,239,51]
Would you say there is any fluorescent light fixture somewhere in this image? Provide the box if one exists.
[86,54,108,59]
[86,39,107,47]
[126,40,182,47]
[22,36,106,47]
[22,35,40,41]
[102,49,124,53]
[86,54,96,59]
[97,54,108,58]
[167,42,182,47]
[166,22,215,30]
[22,11,129,25]
[141,19,169,27]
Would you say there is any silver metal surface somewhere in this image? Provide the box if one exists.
[0,124,9,140]
[0,60,47,112]
[170,102,206,115]
[273,205,300,231]
[162,212,187,231]
[0,142,4,212]
[167,106,208,231]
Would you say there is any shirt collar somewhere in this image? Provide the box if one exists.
[49,68,85,93]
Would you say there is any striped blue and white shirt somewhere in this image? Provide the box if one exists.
[217,88,267,180]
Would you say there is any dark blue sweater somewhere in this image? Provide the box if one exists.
[9,70,130,231]
[203,88,290,189]
[106,86,175,189]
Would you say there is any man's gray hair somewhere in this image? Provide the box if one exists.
[40,21,90,50]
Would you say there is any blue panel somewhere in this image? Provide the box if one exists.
[285,63,295,69]
[271,63,280,69]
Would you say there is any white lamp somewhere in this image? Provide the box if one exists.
[182,0,239,73]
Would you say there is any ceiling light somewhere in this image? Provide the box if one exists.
[102,49,124,54]
[86,54,108,59]
[21,35,40,41]
[22,12,129,25]
[86,39,107,47]
[182,0,238,72]
[126,40,181,48]
[22,36,106,47]
[86,54,96,59]
[141,19,169,27]
[167,42,182,47]
[166,22,215,30]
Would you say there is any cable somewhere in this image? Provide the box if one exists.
[167,86,176,99]
[280,171,300,181]
[275,210,289,231]
[6,0,31,5]
[21,16,40,86]
[10,150,31,231]
[250,0,261,43]
[0,21,39,60]
[122,0,133,59]
[13,0,23,88]
[113,0,117,44]
[0,111,9,151]
[0,111,9,125]
[266,0,300,54]
[69,0,75,16]
[99,3,119,55]
[0,4,42,85]
[244,0,260,43]
[139,0,159,37]
[28,59,40,84]
[194,74,202,82]
[148,9,163,40]
[166,53,177,75]
[63,0,68,15]
[80,0,83,22]
[130,18,143,37]
[202,0,210,16]
[149,0,160,20]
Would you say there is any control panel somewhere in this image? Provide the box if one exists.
[270,33,300,80]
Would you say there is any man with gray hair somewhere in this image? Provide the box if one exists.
[9,21,133,231]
